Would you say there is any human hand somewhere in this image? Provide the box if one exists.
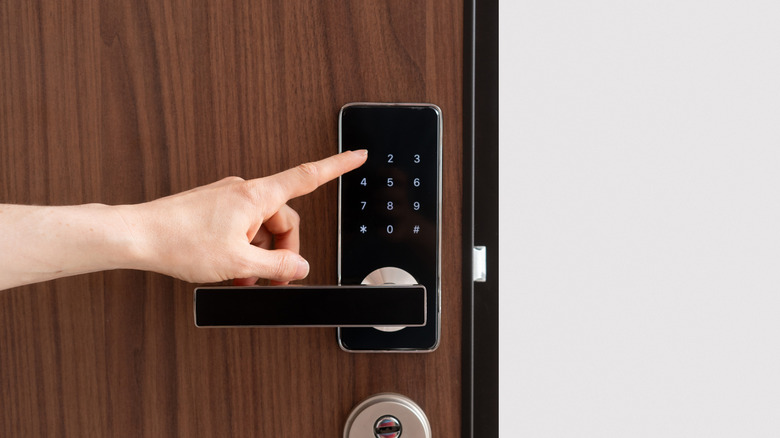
[116,150,367,285]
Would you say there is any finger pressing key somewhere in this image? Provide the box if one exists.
[258,150,368,204]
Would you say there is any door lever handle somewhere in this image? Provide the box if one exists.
[194,285,426,327]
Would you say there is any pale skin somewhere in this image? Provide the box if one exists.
[0,150,368,291]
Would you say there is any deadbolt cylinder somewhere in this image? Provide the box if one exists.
[343,393,431,438]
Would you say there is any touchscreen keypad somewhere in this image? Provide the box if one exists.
[352,153,431,241]
[339,103,441,351]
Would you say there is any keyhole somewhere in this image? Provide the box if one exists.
[374,415,402,438]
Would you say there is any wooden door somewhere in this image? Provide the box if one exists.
[0,1,463,436]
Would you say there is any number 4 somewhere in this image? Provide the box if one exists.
[360,177,367,186]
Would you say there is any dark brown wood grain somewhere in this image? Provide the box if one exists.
[0,0,463,436]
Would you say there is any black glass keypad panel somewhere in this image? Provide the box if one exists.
[339,104,441,351]
[195,286,426,327]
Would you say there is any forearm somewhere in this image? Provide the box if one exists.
[0,203,137,290]
[0,151,366,290]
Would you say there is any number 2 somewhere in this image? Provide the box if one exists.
[387,154,394,163]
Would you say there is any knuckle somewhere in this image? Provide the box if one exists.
[223,176,245,184]
[296,162,319,178]
[292,162,320,194]
[233,180,257,202]
[272,252,298,280]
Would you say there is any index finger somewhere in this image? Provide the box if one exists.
[259,150,368,203]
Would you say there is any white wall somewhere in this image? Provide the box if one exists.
[499,1,780,436]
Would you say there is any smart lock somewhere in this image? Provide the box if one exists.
[194,103,442,352]
[337,103,441,352]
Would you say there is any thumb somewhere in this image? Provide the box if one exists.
[240,247,310,282]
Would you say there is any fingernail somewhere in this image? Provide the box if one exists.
[353,149,368,156]
[295,258,310,279]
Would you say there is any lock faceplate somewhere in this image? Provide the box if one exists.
[338,103,442,352]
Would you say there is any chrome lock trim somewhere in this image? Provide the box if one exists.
[362,267,419,333]
[344,393,431,438]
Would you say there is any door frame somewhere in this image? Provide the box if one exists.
[463,0,499,436]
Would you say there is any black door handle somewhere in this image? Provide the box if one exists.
[194,285,426,327]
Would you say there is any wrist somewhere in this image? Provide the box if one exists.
[63,203,141,273]
[110,203,156,272]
